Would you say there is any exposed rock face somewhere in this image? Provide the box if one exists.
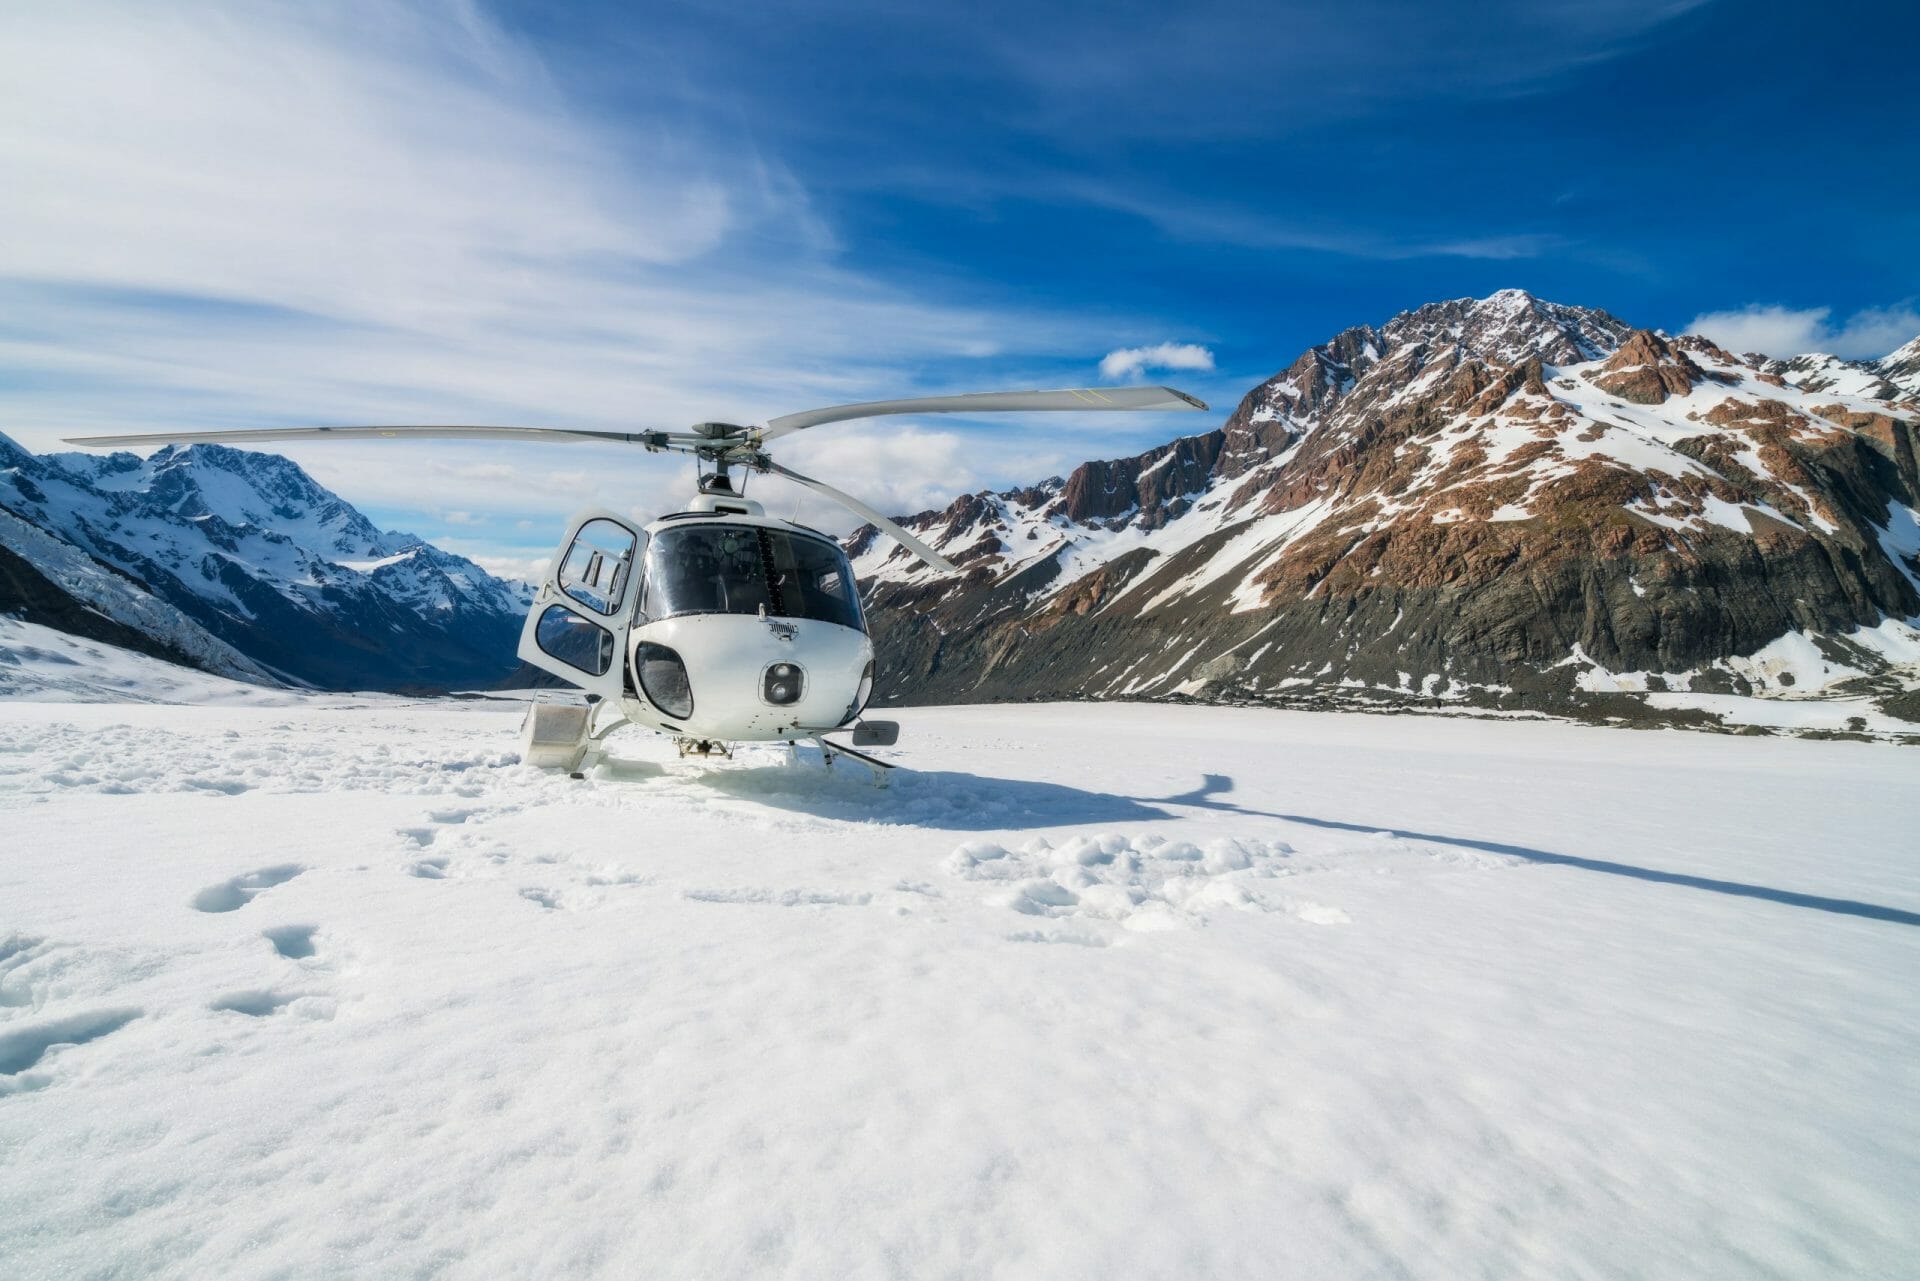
[1585,330,1710,403]
[0,435,531,690]
[848,291,1920,716]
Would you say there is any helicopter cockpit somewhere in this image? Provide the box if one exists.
[639,522,864,632]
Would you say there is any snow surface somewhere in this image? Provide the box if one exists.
[0,619,300,705]
[3,685,1918,1278]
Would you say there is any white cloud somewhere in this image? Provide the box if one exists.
[437,545,551,586]
[1098,342,1216,381]
[1685,303,1920,360]
[777,424,1002,528]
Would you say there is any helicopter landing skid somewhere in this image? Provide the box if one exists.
[675,738,734,760]
[805,734,894,788]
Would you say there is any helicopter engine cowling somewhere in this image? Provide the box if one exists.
[625,613,872,742]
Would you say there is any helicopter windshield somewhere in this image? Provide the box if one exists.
[640,523,865,632]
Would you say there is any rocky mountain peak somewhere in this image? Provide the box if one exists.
[146,443,387,556]
[1380,290,1632,367]
[1583,329,1715,404]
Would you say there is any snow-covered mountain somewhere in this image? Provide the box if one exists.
[1758,348,1917,402]
[0,435,531,690]
[851,290,1920,723]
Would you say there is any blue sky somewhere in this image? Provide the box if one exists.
[2,0,1915,579]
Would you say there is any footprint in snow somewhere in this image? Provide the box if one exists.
[408,855,450,879]
[262,924,318,960]
[0,1007,141,1091]
[209,990,298,1017]
[519,887,562,911]
[209,990,336,1021]
[191,865,305,914]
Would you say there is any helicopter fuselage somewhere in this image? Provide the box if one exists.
[517,498,878,753]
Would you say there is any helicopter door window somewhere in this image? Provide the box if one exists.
[533,604,614,677]
[558,519,639,616]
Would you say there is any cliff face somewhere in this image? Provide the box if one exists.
[849,291,1920,721]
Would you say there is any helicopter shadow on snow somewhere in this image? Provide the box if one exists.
[693,761,1173,831]
[1148,773,1920,929]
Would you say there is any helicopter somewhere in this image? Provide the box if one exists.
[68,385,1207,784]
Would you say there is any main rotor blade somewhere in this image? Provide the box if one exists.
[61,425,687,449]
[760,385,1208,441]
[760,459,959,575]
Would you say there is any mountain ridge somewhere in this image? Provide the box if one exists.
[849,291,1920,726]
[0,435,531,691]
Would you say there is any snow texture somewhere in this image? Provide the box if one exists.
[2,675,1917,1278]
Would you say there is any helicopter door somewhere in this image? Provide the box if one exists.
[516,509,644,702]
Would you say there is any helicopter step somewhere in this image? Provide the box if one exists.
[521,700,593,772]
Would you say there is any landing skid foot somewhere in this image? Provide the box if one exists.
[808,735,894,788]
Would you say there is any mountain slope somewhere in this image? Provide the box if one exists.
[852,291,1920,722]
[0,435,530,690]
[0,502,276,683]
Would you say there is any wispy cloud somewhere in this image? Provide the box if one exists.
[1098,343,1216,381]
[946,0,1710,142]
[1685,303,1920,360]
[0,0,1162,563]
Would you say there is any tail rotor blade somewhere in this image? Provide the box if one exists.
[761,459,958,575]
[760,385,1207,441]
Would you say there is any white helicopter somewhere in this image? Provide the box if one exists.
[69,385,1206,784]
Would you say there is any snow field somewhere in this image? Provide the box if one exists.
[1,698,1917,1278]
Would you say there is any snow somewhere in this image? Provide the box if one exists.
[3,684,1918,1278]
[1878,501,1920,595]
[336,550,422,574]
[1571,618,1920,708]
[0,619,290,704]
[1639,691,1899,733]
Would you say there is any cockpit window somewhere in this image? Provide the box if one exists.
[640,525,864,631]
